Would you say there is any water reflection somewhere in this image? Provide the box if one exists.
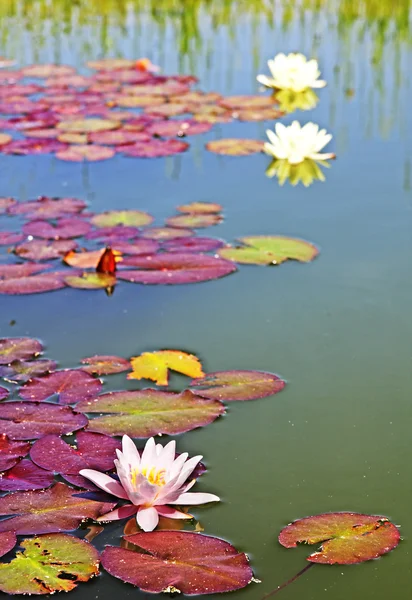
[274,88,319,113]
[265,157,331,186]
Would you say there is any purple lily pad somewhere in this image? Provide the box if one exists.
[0,100,38,114]
[76,389,225,438]
[0,387,9,401]
[2,359,57,384]
[101,531,254,595]
[80,355,131,375]
[0,232,24,245]
[30,432,121,475]
[0,436,30,471]
[90,130,151,145]
[0,337,43,365]
[117,253,237,285]
[14,239,78,261]
[0,482,116,535]
[0,197,16,213]
[0,402,88,440]
[111,239,160,255]
[1,138,67,155]
[56,144,116,162]
[190,370,286,402]
[146,119,212,137]
[0,273,67,295]
[22,218,91,240]
[9,196,86,220]
[141,227,194,240]
[85,225,141,241]
[0,459,54,491]
[19,369,102,405]
[121,139,189,158]
[0,531,16,558]
[166,214,223,228]
[0,264,54,279]
[162,237,225,253]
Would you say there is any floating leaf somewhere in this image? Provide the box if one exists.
[218,236,319,265]
[21,64,75,78]
[14,239,78,261]
[0,133,12,145]
[219,95,274,109]
[23,127,59,139]
[144,103,191,118]
[236,108,284,121]
[64,272,117,290]
[111,239,160,255]
[146,120,211,137]
[0,273,67,295]
[166,214,222,228]
[0,436,30,471]
[0,337,43,365]
[0,197,16,213]
[23,218,91,240]
[80,355,131,375]
[117,253,237,285]
[123,82,189,96]
[57,132,88,144]
[0,264,52,280]
[112,94,166,108]
[64,248,109,269]
[141,227,194,240]
[56,145,116,162]
[177,201,222,214]
[0,402,88,440]
[2,359,57,383]
[190,370,286,402]
[0,459,54,491]
[8,196,86,220]
[56,118,119,133]
[278,512,400,565]
[19,369,102,405]
[77,389,224,438]
[85,225,141,241]
[0,386,8,400]
[0,531,16,558]
[87,58,135,70]
[1,138,67,155]
[30,432,121,475]
[91,210,153,228]
[0,534,100,594]
[89,130,150,145]
[101,531,253,595]
[128,350,204,386]
[0,482,115,534]
[162,237,225,253]
[206,138,264,156]
[121,138,189,158]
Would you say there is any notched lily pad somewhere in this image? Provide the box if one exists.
[190,370,286,401]
[218,236,319,265]
[2,359,57,384]
[206,139,264,156]
[19,369,102,405]
[0,459,54,491]
[15,239,78,261]
[0,435,30,471]
[0,337,43,365]
[23,218,91,240]
[279,512,400,565]
[128,350,204,386]
[80,355,131,375]
[166,214,222,229]
[0,534,100,594]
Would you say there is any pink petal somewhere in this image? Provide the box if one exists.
[137,506,159,531]
[156,505,193,520]
[140,437,157,467]
[171,492,220,505]
[172,455,203,489]
[97,504,137,522]
[79,469,129,499]
[121,434,141,468]
[168,452,188,480]
[156,440,176,470]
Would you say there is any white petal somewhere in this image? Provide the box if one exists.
[136,506,159,531]
[121,435,140,469]
[79,469,129,499]
[171,492,220,505]
[140,437,157,466]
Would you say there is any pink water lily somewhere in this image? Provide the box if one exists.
[79,435,219,531]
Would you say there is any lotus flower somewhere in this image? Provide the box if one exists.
[264,121,334,165]
[257,53,326,93]
[80,435,219,532]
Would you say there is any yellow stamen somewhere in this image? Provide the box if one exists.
[130,466,166,487]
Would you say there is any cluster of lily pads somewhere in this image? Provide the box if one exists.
[0,195,319,295]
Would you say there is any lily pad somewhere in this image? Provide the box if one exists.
[56,145,116,162]
[122,82,189,97]
[111,94,166,108]
[77,389,224,438]
[80,355,131,375]
[64,249,112,269]
[0,436,30,471]
[111,240,160,255]
[0,337,43,365]
[141,227,194,240]
[85,225,141,241]
[236,108,284,121]
[21,64,75,78]
[23,127,59,138]
[145,103,191,118]
[1,139,67,155]
[206,139,264,156]
[278,512,401,565]
[2,359,57,383]
[177,201,222,214]
[0,232,25,246]
[0,459,54,491]
[219,95,274,109]
[87,58,135,70]
[19,369,102,405]
[0,197,16,213]
[0,264,54,280]
[218,236,319,265]
[0,133,11,146]
[89,130,150,145]
[166,214,222,228]
[146,120,212,137]
[91,210,153,228]
[117,253,237,285]
[0,402,88,440]
[190,370,285,401]
[0,531,16,558]
[14,239,78,261]
[0,534,100,594]
[101,531,253,595]
[30,432,121,475]
[23,218,91,240]
[0,273,67,295]
[8,196,86,219]
[121,139,189,158]
[0,386,8,400]
[56,118,119,133]
[57,132,88,144]
[64,272,117,290]
[162,237,225,253]
[128,350,204,386]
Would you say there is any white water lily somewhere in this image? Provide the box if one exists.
[264,121,334,165]
[257,53,326,93]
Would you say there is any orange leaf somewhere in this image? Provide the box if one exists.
[128,350,205,386]
[63,248,121,269]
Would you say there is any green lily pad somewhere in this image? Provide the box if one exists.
[218,236,319,265]
[0,534,99,594]
[56,118,119,133]
[91,210,153,228]
[64,272,117,290]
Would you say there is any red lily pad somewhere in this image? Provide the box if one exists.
[0,100,38,114]
[166,214,222,228]
[0,232,24,245]
[0,533,100,594]
[206,138,264,156]
[91,210,153,228]
[0,436,30,471]
[23,218,91,240]
[21,64,76,78]
[101,531,253,595]
[1,138,67,155]
[80,355,131,375]
[162,237,225,253]
[89,130,150,145]
[121,138,189,158]
[278,512,401,565]
[177,201,222,214]
[0,264,54,279]
[218,236,319,265]
[0,459,54,491]
[123,115,163,130]
[111,239,160,255]
[14,239,78,261]
[2,359,57,383]
[141,227,194,240]
[219,95,274,110]
[0,387,8,401]
[0,531,16,558]
[0,273,67,295]
[77,389,225,437]
[146,120,212,137]
[56,144,116,162]
[0,482,116,534]
[8,196,86,219]
[64,272,117,290]
[85,225,141,241]
[0,402,88,440]
[19,369,102,405]
[0,337,43,365]
[190,370,286,402]
[117,253,237,285]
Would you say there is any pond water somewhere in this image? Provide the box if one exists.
[0,1,411,598]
